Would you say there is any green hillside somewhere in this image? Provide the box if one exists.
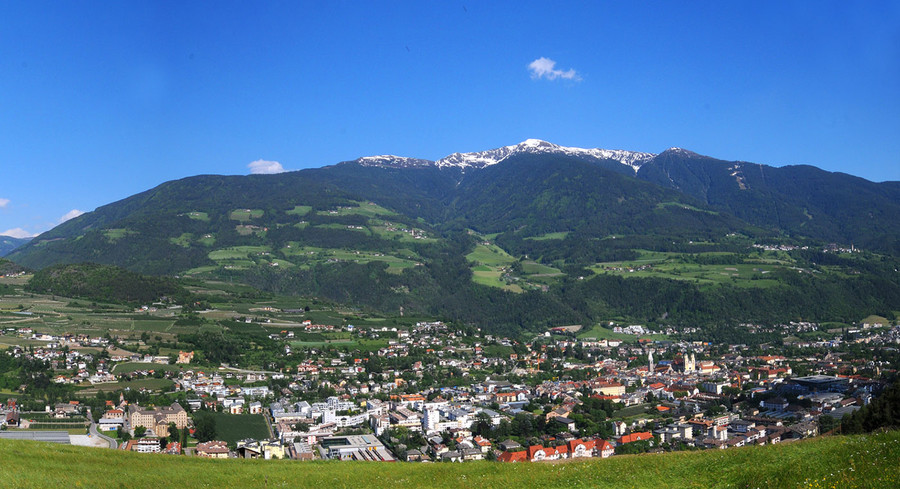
[1,431,898,488]
[6,153,900,335]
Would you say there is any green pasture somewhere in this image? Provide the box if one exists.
[229,209,264,221]
[313,223,372,234]
[524,231,570,240]
[577,324,668,342]
[318,201,396,218]
[368,220,435,242]
[103,228,137,242]
[169,233,193,248]
[466,243,516,266]
[591,252,784,289]
[235,225,266,237]
[185,211,209,221]
[472,269,523,293]
[209,246,271,261]
[205,413,271,443]
[286,205,312,216]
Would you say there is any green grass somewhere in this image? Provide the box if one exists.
[229,209,265,221]
[313,223,371,234]
[235,225,266,236]
[207,413,270,443]
[368,220,435,243]
[209,246,271,261]
[103,228,137,242]
[471,269,523,293]
[524,231,569,240]
[591,252,784,289]
[577,324,668,342]
[466,244,516,267]
[318,201,397,218]
[111,362,201,374]
[520,261,562,275]
[183,211,210,221]
[169,233,194,248]
[860,314,890,325]
[286,205,313,216]
[0,431,898,488]
[466,243,522,292]
[280,244,421,273]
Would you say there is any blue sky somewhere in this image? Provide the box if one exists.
[1,1,899,238]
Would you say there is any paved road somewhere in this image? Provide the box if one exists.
[86,409,118,449]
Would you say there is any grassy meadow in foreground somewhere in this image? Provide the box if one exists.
[1,431,898,489]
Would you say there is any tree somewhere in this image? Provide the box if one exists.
[194,413,217,442]
[818,415,839,434]
[133,426,147,438]
[168,422,180,441]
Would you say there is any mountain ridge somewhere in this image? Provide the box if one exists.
[353,139,657,173]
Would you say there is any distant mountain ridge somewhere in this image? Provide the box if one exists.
[9,138,900,273]
[0,236,31,257]
[354,139,656,173]
[7,139,900,335]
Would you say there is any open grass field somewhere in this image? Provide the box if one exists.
[471,268,523,293]
[524,231,570,241]
[467,244,516,267]
[169,233,194,248]
[368,220,435,243]
[111,362,204,374]
[318,201,397,218]
[209,246,272,261]
[286,205,312,216]
[280,244,421,273]
[229,209,265,221]
[181,211,209,221]
[1,431,898,488]
[577,324,668,342]
[207,413,271,443]
[103,228,137,242]
[467,243,523,292]
[590,251,785,289]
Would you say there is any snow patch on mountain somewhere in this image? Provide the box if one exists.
[354,155,435,168]
[351,140,659,173]
[436,139,656,172]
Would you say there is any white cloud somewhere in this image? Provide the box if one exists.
[248,159,285,174]
[0,198,9,208]
[59,209,85,223]
[528,57,581,81]
[1,228,35,239]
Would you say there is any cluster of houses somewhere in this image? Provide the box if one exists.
[3,313,898,463]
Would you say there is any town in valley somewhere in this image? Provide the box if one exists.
[1,275,896,464]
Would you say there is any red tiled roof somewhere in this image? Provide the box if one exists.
[497,450,527,462]
[618,432,654,444]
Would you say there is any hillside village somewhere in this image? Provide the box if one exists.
[2,315,897,463]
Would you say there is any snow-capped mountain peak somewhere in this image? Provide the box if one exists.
[350,140,659,173]
[436,139,656,172]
